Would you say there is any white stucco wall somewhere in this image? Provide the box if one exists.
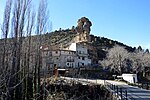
[68,43,76,51]
[76,43,91,67]
[122,74,138,83]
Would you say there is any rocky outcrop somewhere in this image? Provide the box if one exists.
[74,17,92,43]
[76,17,92,34]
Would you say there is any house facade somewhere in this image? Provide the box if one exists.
[51,50,76,68]
[41,41,91,71]
[66,42,91,67]
[41,47,77,71]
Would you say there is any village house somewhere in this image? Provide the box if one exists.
[41,42,92,72]
[65,42,91,67]
[40,17,93,72]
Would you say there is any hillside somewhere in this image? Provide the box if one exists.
[43,29,135,61]
[90,34,135,52]
[0,28,135,62]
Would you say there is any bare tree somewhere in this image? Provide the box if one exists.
[0,0,52,99]
[0,0,35,99]
[130,50,150,75]
[10,0,34,99]
[0,0,12,99]
[100,45,129,74]
[129,51,143,73]
[100,59,112,70]
[142,52,150,77]
[0,0,12,76]
[33,0,50,99]
[20,6,35,100]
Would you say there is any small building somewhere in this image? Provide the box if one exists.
[65,42,91,67]
[51,50,76,68]
[40,45,77,76]
[57,68,68,76]
[122,74,138,83]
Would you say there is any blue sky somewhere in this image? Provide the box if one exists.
[1,0,150,49]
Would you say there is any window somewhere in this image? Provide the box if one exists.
[54,64,57,67]
[82,63,84,66]
[78,57,80,59]
[56,51,58,54]
[84,37,86,40]
[79,37,81,41]
[48,65,50,70]
[82,57,85,60]
[67,63,69,66]
[79,51,81,54]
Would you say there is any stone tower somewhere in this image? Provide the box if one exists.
[75,17,92,43]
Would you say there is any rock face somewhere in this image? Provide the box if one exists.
[76,17,92,34]
[75,17,92,43]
